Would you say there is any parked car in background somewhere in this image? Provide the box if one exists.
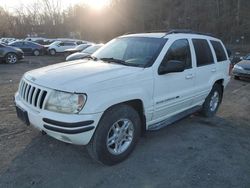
[25,37,46,42]
[230,52,243,65]
[0,38,17,44]
[64,43,93,57]
[0,41,8,46]
[66,44,103,61]
[56,38,87,45]
[232,54,250,79]
[9,41,45,56]
[0,43,24,64]
[47,41,85,55]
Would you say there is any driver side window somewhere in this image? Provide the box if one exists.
[161,39,192,69]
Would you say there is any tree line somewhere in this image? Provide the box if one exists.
[0,0,249,45]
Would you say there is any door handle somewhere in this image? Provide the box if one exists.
[211,68,217,73]
[185,74,194,79]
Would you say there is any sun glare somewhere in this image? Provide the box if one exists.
[84,0,110,10]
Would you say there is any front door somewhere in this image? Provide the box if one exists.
[153,39,195,122]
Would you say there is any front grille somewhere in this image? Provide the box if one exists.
[19,79,48,109]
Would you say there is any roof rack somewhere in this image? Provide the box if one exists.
[162,29,215,38]
[123,29,215,38]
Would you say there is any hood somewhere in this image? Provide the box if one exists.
[24,60,143,92]
[65,48,78,52]
[7,46,23,53]
[66,52,89,61]
[238,60,250,69]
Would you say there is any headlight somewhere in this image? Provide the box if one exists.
[234,64,244,70]
[45,90,87,114]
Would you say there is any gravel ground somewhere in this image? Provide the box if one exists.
[0,56,250,188]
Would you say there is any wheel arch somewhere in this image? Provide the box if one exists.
[100,99,146,135]
[214,79,224,102]
[4,52,17,58]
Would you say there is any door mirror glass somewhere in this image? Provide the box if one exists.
[158,60,185,75]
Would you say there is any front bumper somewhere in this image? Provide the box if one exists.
[17,52,24,60]
[232,68,250,78]
[15,93,103,145]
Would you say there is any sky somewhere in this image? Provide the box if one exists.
[0,0,110,12]
[0,0,82,11]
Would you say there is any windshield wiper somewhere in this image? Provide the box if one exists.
[100,57,135,66]
[82,55,98,61]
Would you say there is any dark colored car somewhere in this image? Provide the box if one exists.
[64,44,92,56]
[0,43,24,64]
[9,41,45,56]
[66,44,103,61]
[232,54,250,79]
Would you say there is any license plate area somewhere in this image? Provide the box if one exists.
[16,106,30,126]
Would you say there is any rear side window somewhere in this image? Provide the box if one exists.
[192,39,214,67]
[211,41,227,62]
[162,39,192,69]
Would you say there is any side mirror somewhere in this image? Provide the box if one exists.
[158,60,186,75]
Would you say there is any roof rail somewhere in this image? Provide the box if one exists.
[124,30,167,35]
[162,29,215,38]
[123,29,215,38]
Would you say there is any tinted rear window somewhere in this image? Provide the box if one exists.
[211,40,227,62]
[192,39,214,67]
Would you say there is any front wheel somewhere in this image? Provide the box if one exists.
[33,49,40,56]
[5,53,18,64]
[87,104,141,165]
[200,83,223,117]
[49,49,56,56]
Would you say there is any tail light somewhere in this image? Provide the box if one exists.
[229,63,233,75]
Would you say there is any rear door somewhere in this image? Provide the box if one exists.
[62,42,77,51]
[20,42,29,54]
[153,39,195,121]
[191,39,216,105]
[210,40,230,76]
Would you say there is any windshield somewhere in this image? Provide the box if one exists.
[76,44,88,50]
[93,37,166,67]
[9,41,17,45]
[244,55,250,60]
[82,45,102,54]
[49,41,60,46]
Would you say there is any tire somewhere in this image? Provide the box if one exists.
[234,76,240,80]
[5,53,18,64]
[87,104,141,165]
[49,49,56,56]
[200,83,223,117]
[33,49,40,56]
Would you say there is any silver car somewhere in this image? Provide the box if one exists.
[232,54,250,79]
[66,44,103,61]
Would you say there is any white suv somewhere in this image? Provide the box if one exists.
[47,41,82,55]
[15,31,231,165]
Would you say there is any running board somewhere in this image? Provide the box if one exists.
[148,106,202,131]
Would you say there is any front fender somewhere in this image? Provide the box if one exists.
[80,79,154,116]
